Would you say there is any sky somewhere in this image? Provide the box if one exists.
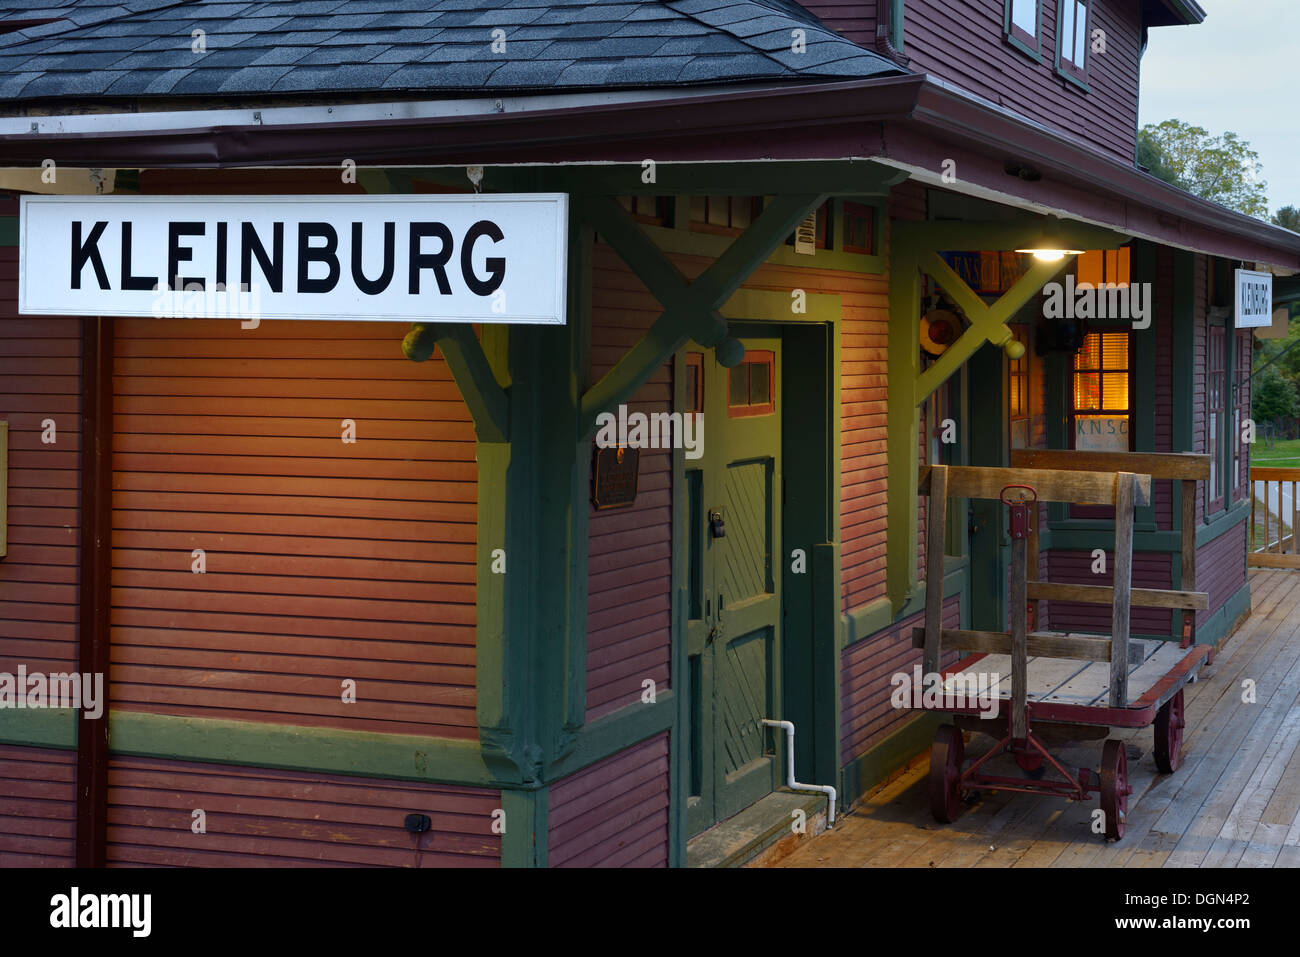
[1139,0,1300,215]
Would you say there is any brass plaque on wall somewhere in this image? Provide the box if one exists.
[592,446,639,510]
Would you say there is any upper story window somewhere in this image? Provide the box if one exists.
[1056,0,1091,87]
[1005,0,1042,58]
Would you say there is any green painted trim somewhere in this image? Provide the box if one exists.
[109,710,503,784]
[722,288,840,324]
[579,193,825,433]
[426,324,509,443]
[500,787,547,867]
[892,0,906,51]
[546,692,676,781]
[1040,528,1180,552]
[841,709,947,808]
[1052,0,1093,94]
[842,555,969,648]
[0,216,17,247]
[1197,500,1249,548]
[1196,580,1252,648]
[0,708,77,749]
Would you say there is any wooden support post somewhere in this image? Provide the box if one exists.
[1109,473,1136,707]
[1009,529,1028,742]
[76,317,112,868]
[923,465,948,674]
[1181,478,1197,641]
[1027,503,1040,630]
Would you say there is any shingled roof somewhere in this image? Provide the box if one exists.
[0,0,907,102]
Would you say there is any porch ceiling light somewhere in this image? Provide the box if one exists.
[1014,216,1084,262]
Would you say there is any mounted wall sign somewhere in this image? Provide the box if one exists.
[1234,268,1273,328]
[17,193,569,324]
[591,446,640,510]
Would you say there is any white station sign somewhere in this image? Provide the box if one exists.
[1234,267,1273,329]
[18,193,569,324]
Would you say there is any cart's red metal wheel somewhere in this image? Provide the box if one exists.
[1100,739,1129,841]
[929,725,965,823]
[1154,689,1186,774]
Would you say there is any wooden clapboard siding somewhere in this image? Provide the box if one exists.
[800,1,877,47]
[841,184,918,612]
[547,733,670,867]
[1153,245,1174,529]
[0,243,82,674]
[0,744,77,866]
[1197,520,1247,615]
[586,243,674,721]
[901,0,1143,161]
[841,593,960,765]
[109,319,478,738]
[1044,549,1173,636]
[105,755,500,867]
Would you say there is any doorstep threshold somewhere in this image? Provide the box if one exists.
[686,790,830,869]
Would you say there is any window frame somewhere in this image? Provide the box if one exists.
[1054,0,1092,91]
[726,350,776,419]
[1004,0,1044,61]
[1068,330,1135,453]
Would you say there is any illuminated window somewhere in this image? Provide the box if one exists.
[1071,332,1132,451]
[1076,247,1130,288]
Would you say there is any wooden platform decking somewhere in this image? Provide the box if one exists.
[778,569,1300,868]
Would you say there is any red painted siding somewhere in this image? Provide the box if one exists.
[801,2,878,47]
[0,744,77,866]
[548,733,670,868]
[1045,549,1173,636]
[109,319,478,738]
[841,593,960,765]
[900,0,1144,162]
[105,755,500,867]
[1197,521,1247,616]
[586,242,675,722]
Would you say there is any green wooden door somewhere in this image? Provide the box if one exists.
[685,334,782,836]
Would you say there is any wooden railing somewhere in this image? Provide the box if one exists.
[1251,467,1300,568]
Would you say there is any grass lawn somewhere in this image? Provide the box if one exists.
[1252,437,1300,466]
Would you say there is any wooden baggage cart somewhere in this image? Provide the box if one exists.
[913,452,1213,840]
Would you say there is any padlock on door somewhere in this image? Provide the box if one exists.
[709,507,726,539]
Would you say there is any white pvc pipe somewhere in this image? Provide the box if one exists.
[762,719,837,827]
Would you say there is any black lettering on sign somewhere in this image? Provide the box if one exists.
[241,221,284,293]
[119,222,157,291]
[462,220,506,296]
[297,222,340,293]
[351,221,396,296]
[71,220,109,290]
[168,221,205,291]
[409,222,454,295]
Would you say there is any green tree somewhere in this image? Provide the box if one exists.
[1274,206,1300,232]
[1252,365,1300,423]
[1137,119,1269,218]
